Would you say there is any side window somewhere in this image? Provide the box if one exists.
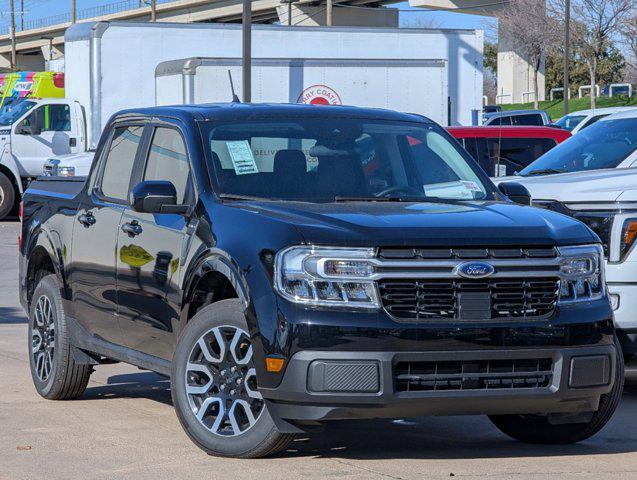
[489,116,511,126]
[144,127,191,204]
[514,114,544,126]
[23,104,71,132]
[496,138,557,175]
[580,114,609,131]
[100,125,144,201]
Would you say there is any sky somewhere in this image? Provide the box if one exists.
[0,0,497,39]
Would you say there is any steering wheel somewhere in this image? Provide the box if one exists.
[375,185,424,198]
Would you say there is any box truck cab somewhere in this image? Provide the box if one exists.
[0,98,85,218]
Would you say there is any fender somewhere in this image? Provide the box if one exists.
[180,247,251,325]
[25,223,68,301]
[0,148,23,194]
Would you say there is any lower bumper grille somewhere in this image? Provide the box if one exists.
[379,277,559,321]
[395,358,553,392]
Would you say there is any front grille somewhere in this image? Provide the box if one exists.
[379,277,559,321]
[395,358,553,392]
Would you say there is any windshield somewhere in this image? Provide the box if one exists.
[519,118,637,176]
[0,100,34,126]
[554,114,587,132]
[206,118,492,202]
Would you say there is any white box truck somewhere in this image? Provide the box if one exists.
[155,57,449,124]
[1,21,483,219]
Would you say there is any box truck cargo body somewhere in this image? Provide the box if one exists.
[0,21,483,219]
[63,21,483,148]
[155,57,449,125]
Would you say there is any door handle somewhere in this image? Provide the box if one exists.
[78,212,96,228]
[121,220,142,238]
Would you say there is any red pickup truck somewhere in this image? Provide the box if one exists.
[447,126,571,178]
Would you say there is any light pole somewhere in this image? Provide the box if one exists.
[280,0,296,26]
[242,0,252,102]
[151,0,157,21]
[563,0,570,116]
[10,0,16,70]
[71,0,76,24]
[326,0,333,26]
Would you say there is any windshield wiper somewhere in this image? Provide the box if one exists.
[217,193,271,202]
[333,196,413,203]
[524,168,566,176]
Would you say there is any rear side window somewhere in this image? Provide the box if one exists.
[100,125,144,201]
[143,127,190,203]
[489,116,512,126]
[513,114,544,126]
[487,137,556,176]
[580,114,609,131]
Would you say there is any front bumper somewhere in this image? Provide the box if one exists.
[260,344,617,429]
[607,283,637,356]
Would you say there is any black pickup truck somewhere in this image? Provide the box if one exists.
[19,103,622,458]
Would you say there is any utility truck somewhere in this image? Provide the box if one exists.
[14,20,483,217]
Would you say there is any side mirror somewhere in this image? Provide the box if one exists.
[498,182,532,206]
[130,180,188,214]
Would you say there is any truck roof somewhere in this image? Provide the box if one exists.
[447,126,571,142]
[113,102,433,124]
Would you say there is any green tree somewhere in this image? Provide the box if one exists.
[545,44,626,97]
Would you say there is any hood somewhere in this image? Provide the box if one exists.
[494,168,637,203]
[52,152,95,166]
[231,200,597,247]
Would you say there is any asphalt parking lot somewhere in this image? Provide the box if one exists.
[1,220,636,480]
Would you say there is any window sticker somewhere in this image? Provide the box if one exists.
[226,140,259,175]
[423,181,475,199]
[460,180,482,192]
[497,164,507,177]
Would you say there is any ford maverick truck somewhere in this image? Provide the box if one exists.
[19,104,623,458]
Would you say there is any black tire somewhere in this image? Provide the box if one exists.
[0,171,16,220]
[489,336,625,444]
[28,274,92,400]
[171,299,294,458]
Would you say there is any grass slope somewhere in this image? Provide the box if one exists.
[499,95,637,120]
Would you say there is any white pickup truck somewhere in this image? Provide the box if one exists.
[492,111,637,361]
[0,98,86,218]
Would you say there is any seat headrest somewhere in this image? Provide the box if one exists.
[273,150,307,175]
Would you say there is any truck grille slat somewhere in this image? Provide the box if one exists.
[395,358,553,392]
[379,277,559,321]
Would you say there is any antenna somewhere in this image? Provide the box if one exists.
[228,70,241,103]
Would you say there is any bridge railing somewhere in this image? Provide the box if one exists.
[0,0,173,35]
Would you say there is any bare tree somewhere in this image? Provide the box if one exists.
[620,13,637,72]
[570,0,633,108]
[498,0,561,109]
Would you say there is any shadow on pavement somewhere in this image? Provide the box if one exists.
[0,306,27,324]
[78,370,637,461]
[83,371,172,406]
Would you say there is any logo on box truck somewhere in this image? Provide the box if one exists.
[297,85,342,105]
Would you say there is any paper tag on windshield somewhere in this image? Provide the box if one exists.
[460,181,482,192]
[227,140,259,175]
[497,164,507,177]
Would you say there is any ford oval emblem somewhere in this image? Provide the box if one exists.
[454,261,495,279]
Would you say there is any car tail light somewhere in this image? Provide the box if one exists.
[18,202,23,250]
[53,73,64,88]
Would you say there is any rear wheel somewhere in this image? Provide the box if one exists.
[171,299,294,458]
[29,274,92,399]
[0,171,16,220]
[489,337,624,444]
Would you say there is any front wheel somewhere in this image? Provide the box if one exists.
[0,171,16,220]
[489,337,624,444]
[171,299,294,458]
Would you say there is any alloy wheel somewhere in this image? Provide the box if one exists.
[31,295,55,382]
[185,325,264,437]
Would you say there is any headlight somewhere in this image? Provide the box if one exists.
[557,244,605,303]
[274,246,380,309]
[57,166,75,177]
[619,218,637,261]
